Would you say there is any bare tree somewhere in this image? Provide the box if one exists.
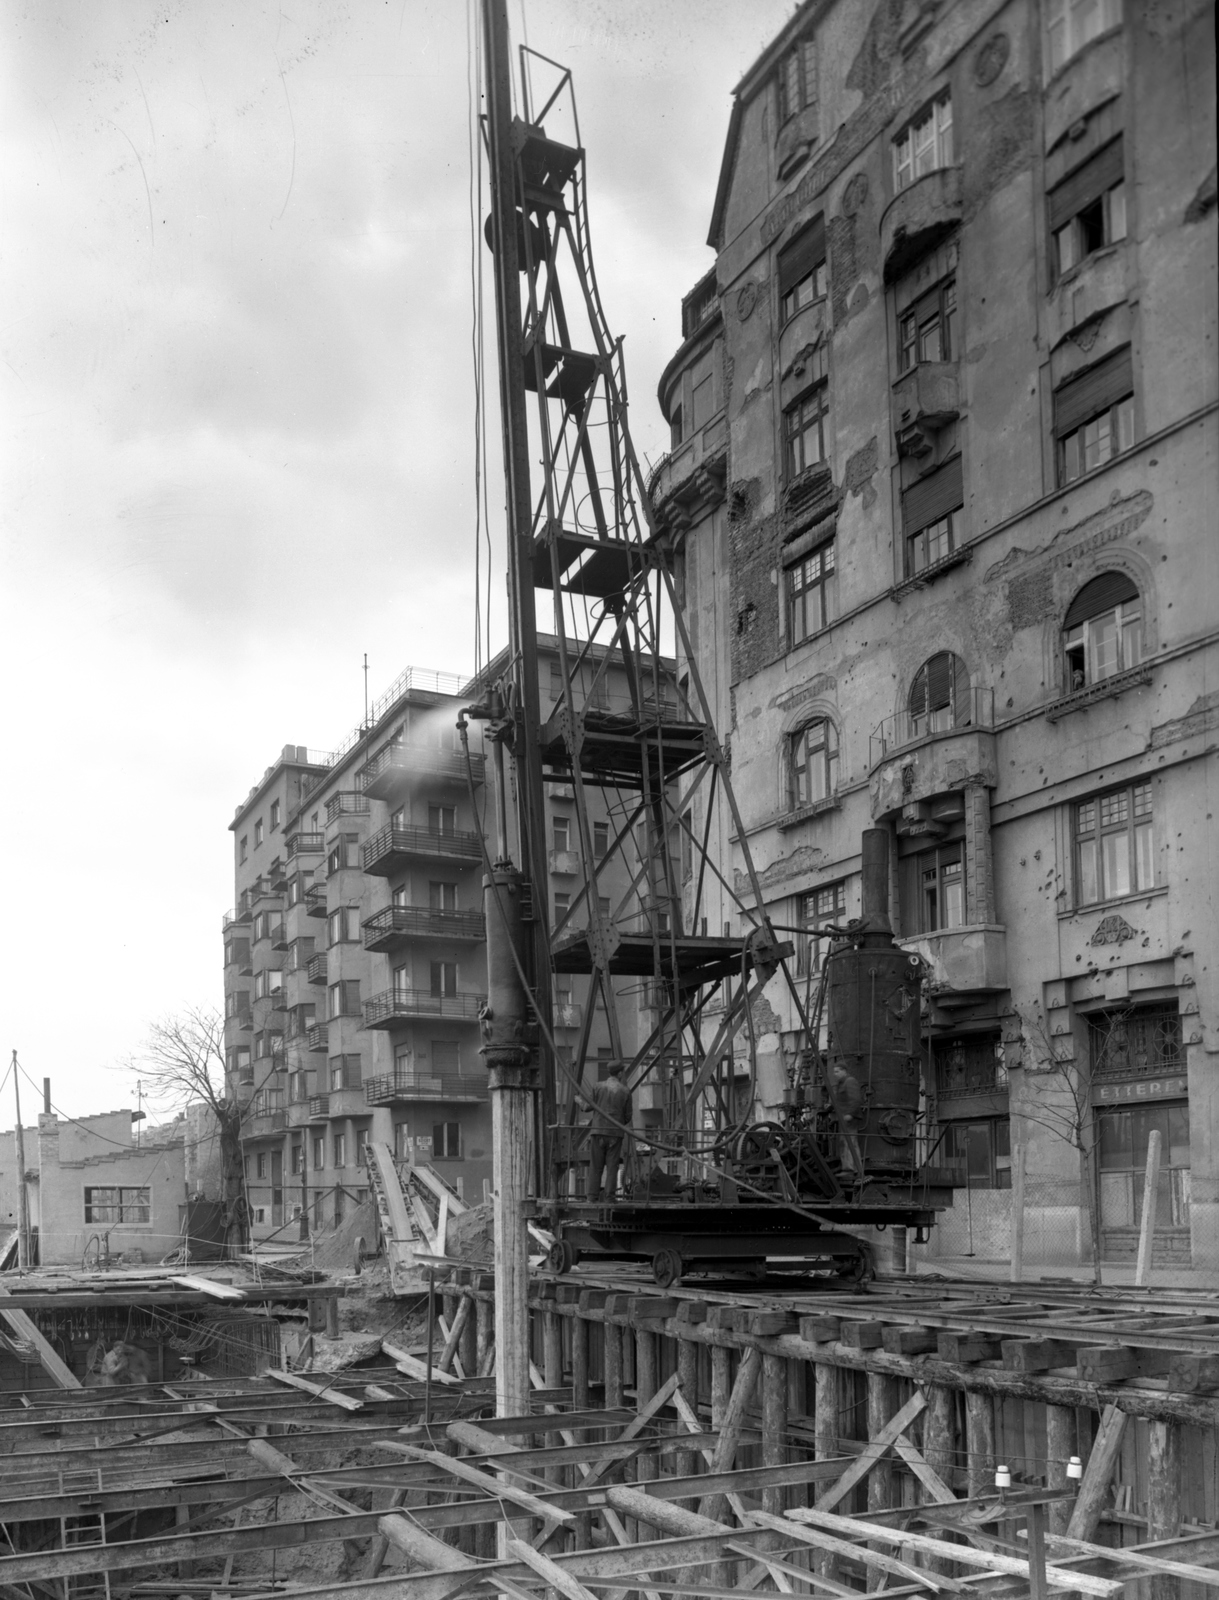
[128,1005,251,1257]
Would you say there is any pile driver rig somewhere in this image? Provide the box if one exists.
[465,4,954,1411]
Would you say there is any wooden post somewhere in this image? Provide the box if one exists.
[475,1284,493,1375]
[697,1344,761,1523]
[867,1373,900,1513]
[325,1295,340,1339]
[1046,1404,1076,1535]
[762,1352,787,1515]
[711,1344,731,1430]
[459,1290,477,1380]
[604,1320,623,1411]
[571,1310,591,1550]
[965,1390,996,1498]
[1135,1128,1163,1286]
[1147,1419,1181,1600]
[1010,1143,1027,1283]
[543,1300,563,1482]
[1066,1404,1128,1540]
[923,1385,956,1487]
[815,1360,842,1580]
[677,1334,699,1487]
[635,1327,659,1487]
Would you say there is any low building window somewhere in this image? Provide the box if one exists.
[312,1136,325,1170]
[1054,346,1134,484]
[1098,1101,1189,1230]
[786,539,835,645]
[429,881,458,911]
[797,881,846,974]
[908,650,971,737]
[790,718,839,809]
[1050,138,1126,279]
[778,217,826,322]
[84,1186,151,1224]
[902,457,964,577]
[899,277,958,370]
[1075,780,1153,904]
[433,1122,461,1160]
[1046,0,1122,76]
[918,843,965,931]
[430,961,458,998]
[935,1036,1007,1099]
[1063,571,1142,689]
[333,1134,346,1167]
[777,32,817,125]
[254,819,264,848]
[270,800,281,830]
[1090,1004,1182,1080]
[783,344,831,477]
[940,1117,1011,1188]
[593,820,609,858]
[895,93,953,191]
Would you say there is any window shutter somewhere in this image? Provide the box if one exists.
[1064,571,1139,627]
[902,455,964,533]
[1048,137,1124,232]
[927,653,953,710]
[778,216,826,295]
[1053,346,1133,436]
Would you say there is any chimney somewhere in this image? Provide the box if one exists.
[859,827,893,936]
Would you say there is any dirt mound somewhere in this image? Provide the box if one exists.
[305,1331,385,1374]
[445,1203,494,1265]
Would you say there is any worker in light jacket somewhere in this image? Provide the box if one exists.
[585,1066,632,1201]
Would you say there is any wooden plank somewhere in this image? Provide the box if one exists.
[697,1345,762,1524]
[800,1314,842,1344]
[1065,1403,1128,1540]
[1032,1530,1219,1588]
[381,1340,460,1386]
[891,1431,956,1505]
[1167,1353,1219,1393]
[818,1389,927,1513]
[784,1506,1124,1595]
[839,1320,886,1349]
[262,1369,363,1411]
[1076,1345,1173,1384]
[381,1442,574,1525]
[378,1513,477,1573]
[507,1537,600,1600]
[881,1326,939,1356]
[0,1290,81,1389]
[1134,1127,1163,1286]
[1010,1143,1027,1283]
[1001,1338,1080,1373]
[582,1371,681,1488]
[168,1275,245,1301]
[1147,1418,1182,1600]
[745,1508,964,1593]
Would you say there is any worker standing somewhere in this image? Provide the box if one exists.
[830,1062,866,1182]
[586,1065,632,1201]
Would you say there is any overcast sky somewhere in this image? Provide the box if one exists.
[0,0,796,1119]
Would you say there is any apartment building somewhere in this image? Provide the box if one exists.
[651,0,1217,1278]
[224,644,654,1239]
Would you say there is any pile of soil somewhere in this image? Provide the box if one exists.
[444,1202,494,1265]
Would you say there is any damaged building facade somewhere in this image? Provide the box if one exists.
[651,0,1217,1277]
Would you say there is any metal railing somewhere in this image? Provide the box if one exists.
[362,823,482,872]
[305,1023,328,1052]
[362,906,486,949]
[307,1094,330,1119]
[326,791,370,820]
[364,1071,488,1106]
[304,883,327,916]
[363,989,485,1027]
[306,953,328,984]
[359,743,485,792]
[285,832,324,858]
[870,686,994,765]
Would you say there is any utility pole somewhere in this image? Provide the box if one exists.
[12,1053,31,1272]
[479,0,552,1427]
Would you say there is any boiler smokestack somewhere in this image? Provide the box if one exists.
[43,1078,51,1116]
[860,828,892,935]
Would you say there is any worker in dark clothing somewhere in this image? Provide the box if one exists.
[586,1066,632,1201]
[830,1062,865,1180]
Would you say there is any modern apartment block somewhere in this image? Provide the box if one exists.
[224,644,657,1239]
[652,0,1217,1278]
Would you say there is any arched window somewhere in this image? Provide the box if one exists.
[908,652,971,737]
[1063,572,1142,690]
[790,718,839,808]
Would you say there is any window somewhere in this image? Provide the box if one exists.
[1054,346,1134,484]
[913,842,965,931]
[327,906,360,946]
[690,353,715,433]
[254,819,264,848]
[394,1122,410,1160]
[232,1047,252,1081]
[429,881,458,911]
[288,877,301,907]
[330,1055,362,1091]
[312,1136,325,1170]
[895,94,953,191]
[392,883,408,908]
[290,1143,302,1175]
[1075,781,1153,904]
[597,895,611,919]
[270,800,281,830]
[395,1044,413,1075]
[256,1153,268,1180]
[431,961,457,998]
[328,979,360,1019]
[433,1040,461,1073]
[84,1186,151,1224]
[790,719,839,808]
[898,277,957,370]
[934,1035,1007,1099]
[593,821,609,858]
[327,834,359,876]
[1046,0,1122,75]
[909,651,971,737]
[554,890,570,918]
[333,1134,346,1167]
[239,836,248,864]
[777,33,817,124]
[433,1122,461,1160]
[1099,1101,1189,1230]
[783,347,830,477]
[1050,138,1125,279]
[428,804,456,835]
[1063,572,1143,689]
[553,816,571,853]
[903,457,964,577]
[798,881,846,974]
[940,1118,1011,1188]
[786,539,835,644]
[1090,1004,1182,1081]
[778,218,827,323]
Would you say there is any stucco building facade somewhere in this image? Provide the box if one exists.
[651,0,1217,1278]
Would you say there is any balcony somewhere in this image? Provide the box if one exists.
[359,742,485,800]
[363,989,485,1029]
[306,952,328,986]
[307,1094,330,1120]
[246,1109,287,1137]
[364,1071,488,1106]
[869,691,997,818]
[647,418,727,531]
[222,906,251,930]
[881,164,963,283]
[891,361,959,459]
[285,831,325,860]
[362,823,483,877]
[362,906,487,952]
[304,883,328,918]
[305,1023,328,1053]
[326,791,370,821]
[898,925,1008,1006]
[548,848,581,876]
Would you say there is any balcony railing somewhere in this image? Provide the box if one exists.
[308,1094,330,1119]
[285,831,325,858]
[362,905,486,951]
[870,687,994,765]
[305,1023,328,1052]
[326,791,370,821]
[364,1071,488,1106]
[304,883,328,918]
[363,989,486,1029]
[362,823,483,876]
[359,742,485,797]
[306,952,328,985]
